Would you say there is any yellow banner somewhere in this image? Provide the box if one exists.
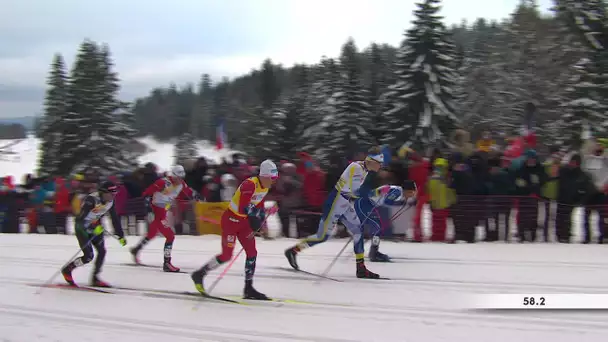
[194,202,228,235]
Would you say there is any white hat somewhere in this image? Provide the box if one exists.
[259,159,278,179]
[170,165,186,178]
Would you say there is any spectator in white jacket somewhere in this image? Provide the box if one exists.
[581,138,608,243]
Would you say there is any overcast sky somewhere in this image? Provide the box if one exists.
[0,0,553,119]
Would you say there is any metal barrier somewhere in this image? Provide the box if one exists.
[2,194,606,244]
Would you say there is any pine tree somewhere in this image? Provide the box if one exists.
[299,57,339,158]
[38,53,68,176]
[247,59,282,157]
[367,43,392,143]
[89,44,139,174]
[260,65,310,160]
[195,74,213,140]
[384,0,459,148]
[173,85,198,165]
[56,40,99,176]
[321,38,372,159]
[559,58,607,147]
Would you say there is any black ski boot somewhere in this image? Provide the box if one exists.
[163,258,181,272]
[356,262,380,279]
[243,280,269,300]
[61,263,76,285]
[191,269,207,294]
[285,247,299,270]
[368,245,391,262]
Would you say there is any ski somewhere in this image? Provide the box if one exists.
[106,286,241,304]
[36,283,112,293]
[272,266,342,282]
[120,263,188,273]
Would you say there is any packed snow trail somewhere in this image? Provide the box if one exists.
[1,234,607,341]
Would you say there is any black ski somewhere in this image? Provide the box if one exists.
[108,286,241,304]
[272,266,342,282]
[37,283,112,293]
[120,263,188,273]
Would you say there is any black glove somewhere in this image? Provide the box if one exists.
[144,196,152,213]
[192,191,201,201]
[245,204,265,231]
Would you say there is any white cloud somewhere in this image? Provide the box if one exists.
[0,0,555,117]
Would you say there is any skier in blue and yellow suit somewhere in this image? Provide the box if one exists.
[284,147,409,278]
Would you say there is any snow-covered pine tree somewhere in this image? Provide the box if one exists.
[366,43,392,144]
[383,0,459,148]
[247,59,282,158]
[55,40,100,177]
[299,57,339,159]
[321,38,372,159]
[260,65,310,160]
[173,85,198,165]
[494,0,582,139]
[195,74,213,140]
[86,44,139,174]
[38,53,68,176]
[559,58,607,147]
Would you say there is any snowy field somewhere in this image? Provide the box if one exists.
[0,135,237,181]
[1,234,608,341]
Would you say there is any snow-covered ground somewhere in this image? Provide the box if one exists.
[0,135,237,182]
[1,234,608,341]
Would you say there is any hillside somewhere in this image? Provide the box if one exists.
[0,135,237,183]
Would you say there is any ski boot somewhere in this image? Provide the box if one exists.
[61,264,76,285]
[284,247,299,270]
[191,269,207,294]
[91,276,111,288]
[130,247,142,265]
[243,280,269,300]
[163,258,181,272]
[356,262,380,279]
[285,247,300,271]
[368,245,391,262]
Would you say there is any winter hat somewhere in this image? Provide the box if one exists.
[259,160,279,180]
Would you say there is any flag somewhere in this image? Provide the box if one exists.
[216,119,226,150]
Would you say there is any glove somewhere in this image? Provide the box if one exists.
[248,215,263,232]
[192,191,201,201]
[245,204,263,219]
[118,237,127,246]
[92,225,104,236]
[144,197,153,212]
[386,186,403,202]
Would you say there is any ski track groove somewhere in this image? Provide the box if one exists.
[0,304,354,342]
[1,288,608,336]
[2,276,608,329]
[1,256,607,293]
[2,243,608,269]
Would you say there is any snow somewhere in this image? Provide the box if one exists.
[1,234,608,341]
[0,135,239,182]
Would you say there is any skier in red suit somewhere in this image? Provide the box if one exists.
[191,160,279,300]
[130,165,199,272]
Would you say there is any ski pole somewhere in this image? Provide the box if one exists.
[36,232,98,294]
[205,208,274,294]
[316,198,384,282]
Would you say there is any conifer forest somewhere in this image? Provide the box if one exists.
[37,0,608,175]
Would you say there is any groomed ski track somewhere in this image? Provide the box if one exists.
[1,234,607,341]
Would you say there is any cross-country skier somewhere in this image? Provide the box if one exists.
[61,181,126,287]
[130,165,199,272]
[284,146,394,278]
[191,159,278,300]
[356,179,418,263]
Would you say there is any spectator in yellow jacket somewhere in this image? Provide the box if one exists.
[427,158,455,242]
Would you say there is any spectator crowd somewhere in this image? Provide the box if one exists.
[1,128,608,245]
